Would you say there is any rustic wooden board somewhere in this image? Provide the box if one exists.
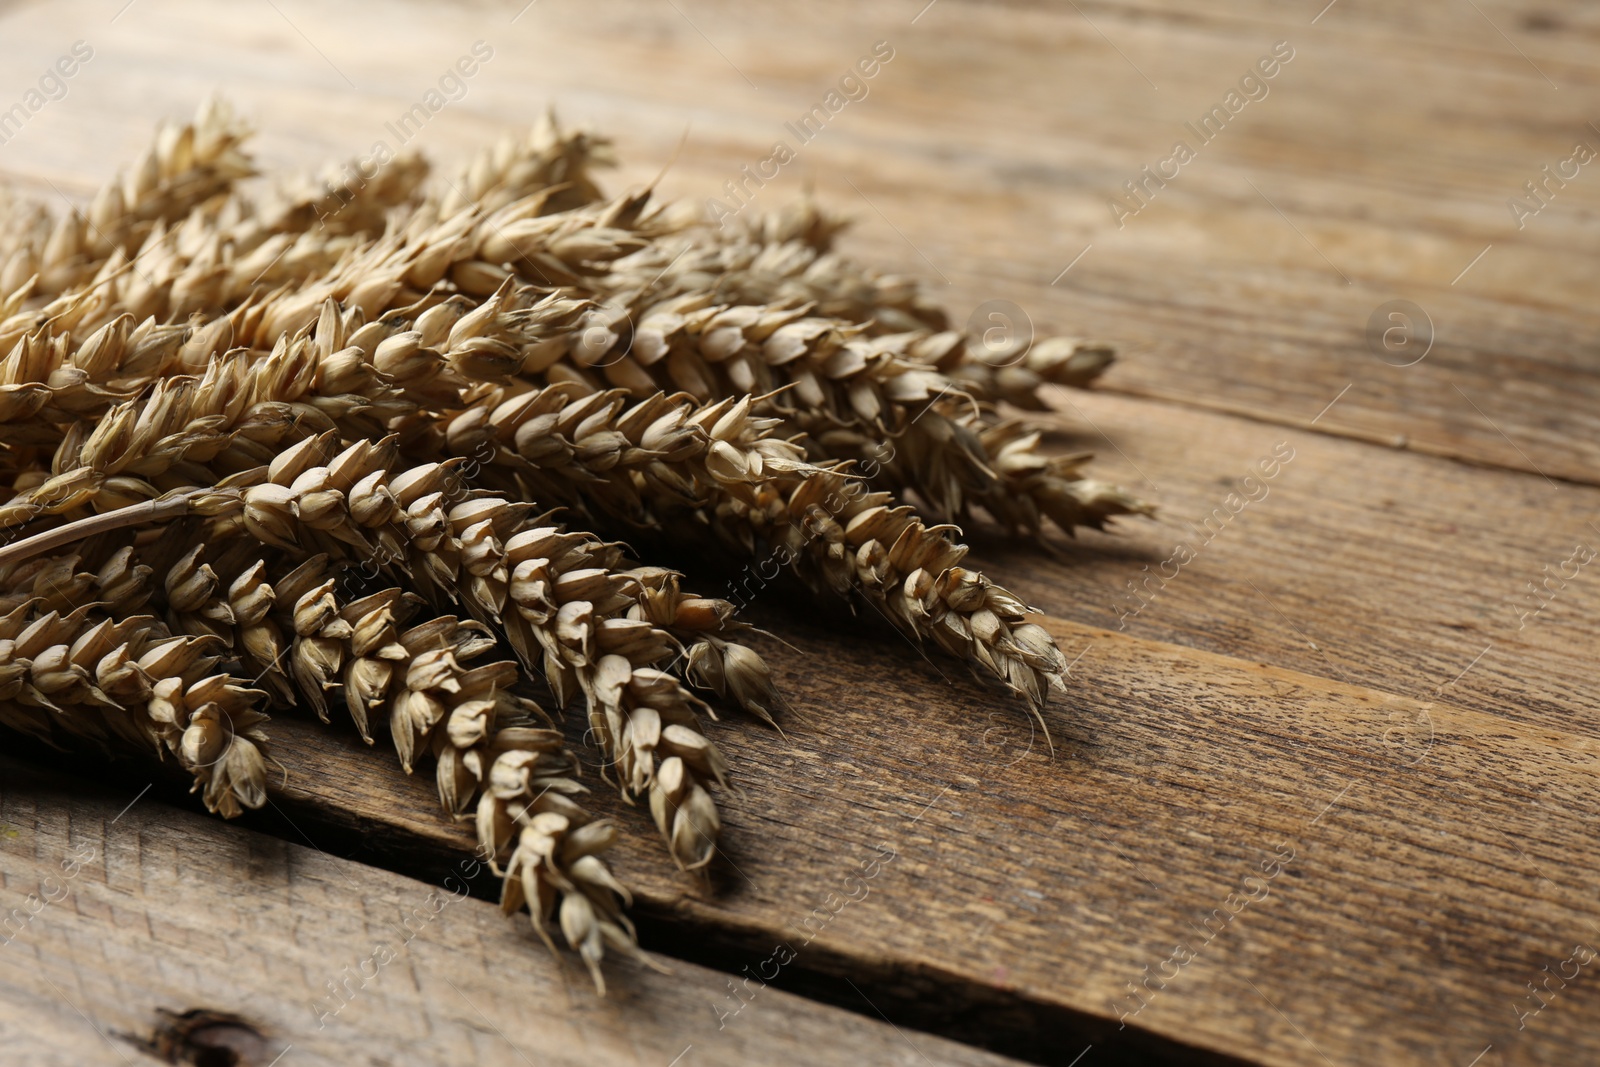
[2,1,1598,1066]
[980,387,1600,740]
[0,758,1030,1067]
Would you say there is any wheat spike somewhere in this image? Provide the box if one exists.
[0,101,1169,992]
[2,98,254,300]
[268,553,647,988]
[520,291,1152,537]
[171,433,732,873]
[605,215,946,334]
[0,590,268,818]
[439,111,615,217]
[2,534,644,988]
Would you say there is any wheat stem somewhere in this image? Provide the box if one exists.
[0,487,227,570]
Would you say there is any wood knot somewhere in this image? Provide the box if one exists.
[137,1008,272,1067]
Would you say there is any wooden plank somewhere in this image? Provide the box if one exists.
[976,387,1600,741]
[2,0,1599,482]
[148,612,1598,1067]
[0,759,1029,1067]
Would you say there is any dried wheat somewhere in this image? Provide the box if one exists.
[0,102,1166,992]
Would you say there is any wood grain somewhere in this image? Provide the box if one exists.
[140,608,1596,1067]
[979,387,1600,741]
[0,758,1029,1067]
[1,1,1598,1065]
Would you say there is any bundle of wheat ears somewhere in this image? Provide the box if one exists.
[0,99,1151,989]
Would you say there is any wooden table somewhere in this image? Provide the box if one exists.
[2,1,1598,1064]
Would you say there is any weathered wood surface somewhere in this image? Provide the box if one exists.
[985,388,1600,739]
[0,759,1029,1067]
[213,610,1600,1067]
[1,1,1598,1065]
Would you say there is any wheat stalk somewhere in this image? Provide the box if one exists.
[268,553,650,988]
[0,100,1161,990]
[521,290,1152,537]
[190,433,730,872]
[0,532,645,986]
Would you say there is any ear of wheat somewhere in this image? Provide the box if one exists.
[0,99,1152,987]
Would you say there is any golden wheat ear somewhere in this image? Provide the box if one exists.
[6,97,254,300]
[0,101,1157,996]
